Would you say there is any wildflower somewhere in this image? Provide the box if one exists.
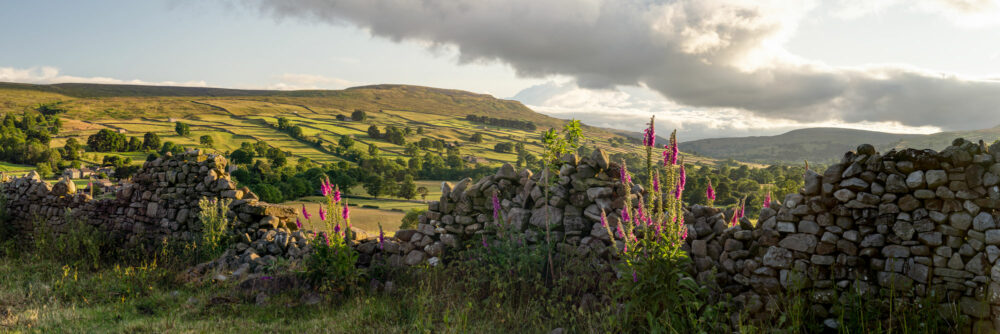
[642,117,655,147]
[621,208,630,223]
[632,270,638,283]
[679,165,686,190]
[635,204,644,223]
[295,218,303,229]
[342,201,350,220]
[301,204,312,219]
[616,221,626,240]
[378,224,385,250]
[481,234,489,248]
[623,242,629,254]
[653,173,660,192]
[334,224,341,235]
[620,160,632,184]
[321,232,330,246]
[492,192,501,220]
[320,180,330,196]
[763,191,772,208]
[333,185,341,203]
[671,143,679,165]
[674,180,683,200]
[318,206,327,222]
[261,276,273,280]
[679,227,688,240]
[740,200,746,219]
[706,180,716,201]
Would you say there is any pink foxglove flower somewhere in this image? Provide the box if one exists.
[295,218,302,229]
[378,225,385,250]
[301,205,312,219]
[334,224,341,235]
[342,203,350,220]
[680,227,688,240]
[621,208,630,223]
[764,191,772,208]
[679,165,686,190]
[333,185,341,203]
[318,206,327,221]
[670,142,679,165]
[616,222,626,240]
[481,234,489,248]
[620,161,631,184]
[706,180,716,201]
[492,192,501,220]
[653,173,660,192]
[600,210,608,227]
[632,270,638,283]
[642,118,655,147]
[321,232,330,246]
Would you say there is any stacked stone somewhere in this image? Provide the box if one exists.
[682,205,759,294]
[691,139,1000,331]
[0,150,298,261]
[400,148,636,262]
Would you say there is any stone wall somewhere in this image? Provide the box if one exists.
[0,150,298,263]
[375,139,1000,331]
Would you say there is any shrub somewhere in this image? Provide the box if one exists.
[33,209,109,270]
[399,208,425,229]
[303,232,361,294]
[197,197,233,261]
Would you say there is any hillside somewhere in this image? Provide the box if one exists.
[682,126,1000,164]
[0,82,724,170]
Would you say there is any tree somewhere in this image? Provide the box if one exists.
[127,137,142,151]
[368,143,380,156]
[367,124,381,139]
[416,186,429,201]
[143,132,161,151]
[469,133,484,143]
[416,127,424,135]
[200,135,214,148]
[289,125,304,138]
[277,117,291,129]
[339,135,355,149]
[365,175,385,198]
[351,109,367,121]
[160,141,184,155]
[87,129,127,152]
[175,122,190,136]
[230,148,254,165]
[494,142,514,153]
[399,175,417,200]
[63,138,82,161]
[36,162,53,179]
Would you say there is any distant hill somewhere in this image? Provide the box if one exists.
[0,81,728,168]
[682,126,1000,164]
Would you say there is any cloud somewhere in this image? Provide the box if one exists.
[0,66,208,87]
[831,0,1000,27]
[515,81,941,141]
[266,73,359,90]
[246,0,1000,132]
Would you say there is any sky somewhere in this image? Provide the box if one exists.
[1,0,999,141]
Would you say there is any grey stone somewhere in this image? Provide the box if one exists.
[973,212,996,231]
[885,174,908,193]
[905,171,925,189]
[779,234,818,252]
[925,170,948,189]
[762,246,793,269]
[949,212,972,230]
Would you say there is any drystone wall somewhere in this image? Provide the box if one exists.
[378,140,1000,331]
[684,139,1000,331]
[0,150,299,267]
